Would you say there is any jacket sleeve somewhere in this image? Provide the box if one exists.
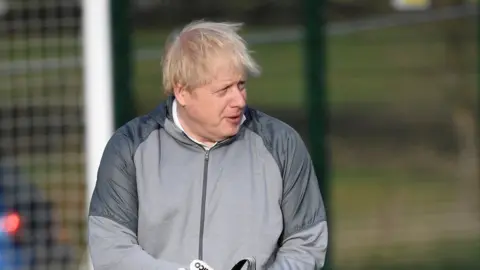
[88,131,185,270]
[268,130,328,270]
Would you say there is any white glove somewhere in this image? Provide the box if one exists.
[179,257,255,270]
[178,259,215,270]
[190,259,215,270]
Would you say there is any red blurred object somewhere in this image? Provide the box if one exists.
[0,212,21,234]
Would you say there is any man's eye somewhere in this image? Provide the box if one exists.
[237,81,246,90]
[217,88,228,96]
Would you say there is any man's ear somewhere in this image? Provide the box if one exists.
[173,84,188,106]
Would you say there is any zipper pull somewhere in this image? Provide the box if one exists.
[205,151,209,160]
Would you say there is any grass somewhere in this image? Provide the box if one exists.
[330,166,480,268]
[332,167,453,218]
[336,237,480,269]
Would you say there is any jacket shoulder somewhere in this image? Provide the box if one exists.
[90,114,160,229]
[108,114,161,156]
[246,108,304,152]
[246,108,308,175]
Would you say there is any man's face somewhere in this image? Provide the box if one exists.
[177,61,247,142]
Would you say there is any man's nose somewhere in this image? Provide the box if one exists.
[231,87,246,108]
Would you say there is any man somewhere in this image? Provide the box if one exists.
[88,20,328,270]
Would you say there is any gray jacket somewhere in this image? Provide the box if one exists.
[88,97,328,270]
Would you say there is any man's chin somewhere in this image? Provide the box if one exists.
[221,126,241,139]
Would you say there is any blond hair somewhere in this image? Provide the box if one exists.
[161,20,261,95]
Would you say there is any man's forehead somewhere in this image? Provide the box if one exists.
[215,73,244,83]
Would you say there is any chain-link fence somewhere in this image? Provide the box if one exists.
[0,0,83,269]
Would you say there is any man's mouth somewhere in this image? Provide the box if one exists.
[226,115,242,123]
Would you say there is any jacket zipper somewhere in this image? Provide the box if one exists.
[198,150,210,260]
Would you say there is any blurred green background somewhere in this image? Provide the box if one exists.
[131,1,479,269]
[0,0,478,269]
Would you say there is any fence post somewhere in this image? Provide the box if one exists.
[110,0,135,129]
[303,0,331,269]
[477,0,480,221]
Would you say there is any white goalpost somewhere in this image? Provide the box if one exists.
[82,0,114,268]
[82,0,114,215]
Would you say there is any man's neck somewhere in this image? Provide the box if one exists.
[172,100,216,149]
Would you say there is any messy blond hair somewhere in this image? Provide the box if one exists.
[161,20,261,95]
